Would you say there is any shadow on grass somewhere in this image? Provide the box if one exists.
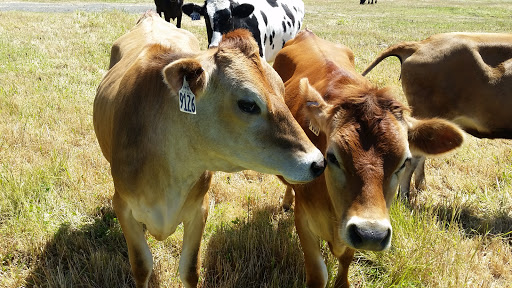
[201,205,306,288]
[405,197,512,242]
[434,205,512,239]
[25,206,161,288]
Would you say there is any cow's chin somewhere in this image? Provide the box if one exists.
[281,177,310,185]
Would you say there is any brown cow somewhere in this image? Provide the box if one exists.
[93,12,325,288]
[273,30,464,287]
[362,32,512,199]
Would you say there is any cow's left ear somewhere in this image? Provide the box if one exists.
[406,116,464,156]
[300,78,333,135]
[231,3,254,18]
[182,3,205,19]
[162,58,207,97]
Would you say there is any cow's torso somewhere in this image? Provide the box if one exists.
[402,32,512,138]
[252,0,304,61]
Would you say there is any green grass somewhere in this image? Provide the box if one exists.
[1,0,511,287]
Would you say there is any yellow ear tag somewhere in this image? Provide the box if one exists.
[309,121,320,136]
[179,76,196,114]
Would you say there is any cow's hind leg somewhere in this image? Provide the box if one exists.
[333,248,355,288]
[113,192,153,288]
[179,172,212,288]
[282,185,295,211]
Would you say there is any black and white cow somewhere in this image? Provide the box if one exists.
[182,0,304,62]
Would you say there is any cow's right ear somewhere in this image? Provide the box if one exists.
[406,116,464,156]
[300,78,333,135]
[232,3,254,18]
[162,58,207,98]
[182,3,204,19]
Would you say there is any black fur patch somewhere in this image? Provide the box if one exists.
[281,3,295,24]
[266,0,278,8]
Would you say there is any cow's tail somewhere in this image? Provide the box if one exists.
[361,42,419,76]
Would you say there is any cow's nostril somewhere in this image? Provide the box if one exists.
[310,158,326,177]
[348,224,363,247]
[382,228,392,247]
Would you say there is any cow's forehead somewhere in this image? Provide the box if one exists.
[215,51,278,106]
[206,0,231,14]
[330,110,409,172]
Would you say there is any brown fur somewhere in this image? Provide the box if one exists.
[363,32,512,196]
[273,30,464,287]
[94,15,324,288]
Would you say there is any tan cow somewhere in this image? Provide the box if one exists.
[362,32,512,198]
[93,12,325,288]
[273,30,464,288]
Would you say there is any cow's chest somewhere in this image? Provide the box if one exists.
[125,175,207,241]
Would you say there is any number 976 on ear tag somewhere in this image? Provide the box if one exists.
[179,77,196,114]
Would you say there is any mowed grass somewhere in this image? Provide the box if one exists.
[0,0,511,287]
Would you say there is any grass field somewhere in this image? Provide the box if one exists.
[0,0,511,287]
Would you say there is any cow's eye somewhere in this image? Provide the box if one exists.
[238,100,261,114]
[327,152,340,167]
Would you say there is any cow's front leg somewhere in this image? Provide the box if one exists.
[333,248,355,288]
[179,195,209,287]
[413,156,427,191]
[295,208,328,288]
[399,155,417,200]
[282,185,295,211]
[179,172,212,287]
[113,192,153,288]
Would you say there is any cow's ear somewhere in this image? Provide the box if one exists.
[300,78,332,135]
[162,58,207,98]
[182,3,204,18]
[232,3,254,18]
[406,116,464,156]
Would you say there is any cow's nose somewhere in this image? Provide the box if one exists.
[347,222,391,251]
[310,158,326,178]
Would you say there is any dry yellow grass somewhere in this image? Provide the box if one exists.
[0,0,511,287]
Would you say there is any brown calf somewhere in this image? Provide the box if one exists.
[273,30,464,287]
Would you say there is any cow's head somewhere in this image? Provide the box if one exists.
[182,0,254,48]
[300,77,463,251]
[162,30,325,183]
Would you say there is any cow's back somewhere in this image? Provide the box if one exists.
[273,30,358,131]
[94,13,200,162]
[402,32,512,137]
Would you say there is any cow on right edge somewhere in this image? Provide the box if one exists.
[363,32,512,200]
